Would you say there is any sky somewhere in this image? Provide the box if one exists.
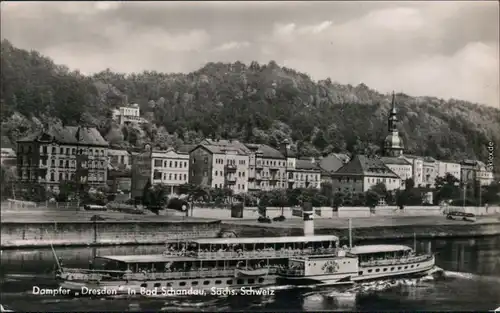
[1,1,499,107]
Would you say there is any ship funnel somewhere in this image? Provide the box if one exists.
[302,202,314,236]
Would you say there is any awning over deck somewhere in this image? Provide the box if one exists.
[98,254,195,263]
[190,235,340,246]
[349,245,411,255]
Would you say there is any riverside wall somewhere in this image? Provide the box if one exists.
[0,220,221,249]
[221,221,500,242]
[192,205,500,219]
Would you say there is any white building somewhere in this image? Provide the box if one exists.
[437,160,461,181]
[380,156,412,189]
[402,155,424,187]
[151,148,190,194]
[461,160,494,186]
[331,155,402,193]
[113,103,147,125]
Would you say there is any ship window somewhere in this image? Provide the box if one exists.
[237,279,244,285]
[179,282,186,286]
[404,266,408,269]
[358,271,363,275]
[368,269,372,273]
[417,264,420,267]
[390,267,395,271]
[203,281,210,285]
[410,265,414,268]
[258,278,265,283]
[375,269,380,272]
[140,283,147,288]
[215,280,222,285]
[383,268,387,272]
[192,281,199,286]
[167,283,172,287]
[398,267,402,270]
[154,283,161,288]
[227,280,233,285]
[248,279,255,284]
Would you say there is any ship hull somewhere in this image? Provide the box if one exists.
[58,275,279,296]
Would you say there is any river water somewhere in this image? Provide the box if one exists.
[1,236,499,312]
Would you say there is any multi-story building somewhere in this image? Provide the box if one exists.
[112,103,147,125]
[189,140,249,194]
[437,160,461,181]
[289,158,322,189]
[402,155,424,187]
[461,160,494,186]
[245,144,286,191]
[108,149,131,170]
[422,157,438,188]
[380,156,412,189]
[331,155,402,193]
[17,126,109,192]
[151,148,190,194]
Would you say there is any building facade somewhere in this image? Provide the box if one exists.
[437,160,461,181]
[380,156,412,189]
[289,158,322,189]
[245,144,286,191]
[112,103,146,125]
[17,126,109,192]
[331,155,402,193]
[461,160,494,186]
[151,148,190,194]
[108,149,131,170]
[422,157,438,188]
[189,141,249,194]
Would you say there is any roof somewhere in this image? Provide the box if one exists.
[191,235,339,246]
[380,156,411,165]
[194,144,248,156]
[201,139,251,154]
[319,154,348,173]
[332,155,400,178]
[1,136,14,149]
[296,159,321,171]
[349,244,411,255]
[17,126,108,147]
[245,143,284,159]
[178,144,196,154]
[99,254,194,263]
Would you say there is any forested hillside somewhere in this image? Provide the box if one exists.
[2,39,499,172]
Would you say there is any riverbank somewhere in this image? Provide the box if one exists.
[221,215,500,241]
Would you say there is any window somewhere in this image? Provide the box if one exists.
[175,161,178,168]
[215,280,222,285]
[52,147,56,154]
[368,269,372,273]
[226,280,233,285]
[42,146,47,154]
[203,281,210,285]
[404,266,408,269]
[383,268,387,272]
[191,281,198,286]
[141,283,147,288]
[154,283,161,288]
[169,174,172,180]
[375,268,380,272]
[179,282,186,287]
[169,161,172,167]
[248,279,255,284]
[204,157,208,164]
[390,267,395,271]
[58,173,63,181]
[154,159,162,167]
[359,271,363,275]
[50,173,55,181]
[174,174,177,180]
[237,279,244,285]
[258,278,264,283]
[59,147,64,154]
[184,174,187,180]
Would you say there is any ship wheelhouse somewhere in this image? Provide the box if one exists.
[347,245,414,264]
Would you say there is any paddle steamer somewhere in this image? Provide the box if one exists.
[56,205,435,294]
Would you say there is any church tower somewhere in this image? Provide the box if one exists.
[383,92,404,157]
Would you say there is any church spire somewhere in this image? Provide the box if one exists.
[391,91,396,114]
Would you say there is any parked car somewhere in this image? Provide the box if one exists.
[167,198,190,213]
[272,215,286,222]
[446,211,476,222]
[257,216,272,223]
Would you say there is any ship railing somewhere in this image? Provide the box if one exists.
[194,248,337,259]
[277,268,305,276]
[122,269,238,280]
[359,254,432,267]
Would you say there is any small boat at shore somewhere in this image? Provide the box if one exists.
[0,304,15,312]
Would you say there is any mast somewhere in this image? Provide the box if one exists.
[413,232,417,252]
[348,218,352,248]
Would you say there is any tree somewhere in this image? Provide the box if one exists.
[141,179,152,207]
[332,192,345,211]
[365,190,380,212]
[178,183,209,216]
[483,182,500,205]
[434,174,461,204]
[144,184,169,215]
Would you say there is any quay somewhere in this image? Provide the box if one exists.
[1,206,500,249]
